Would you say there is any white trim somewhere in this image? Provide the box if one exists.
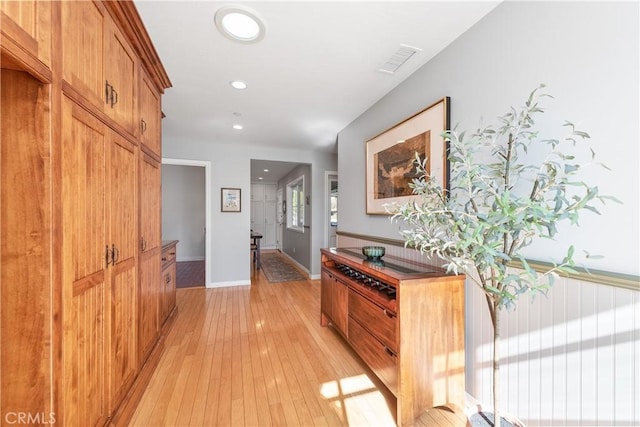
[324,171,338,248]
[176,256,205,262]
[162,158,213,286]
[206,280,251,288]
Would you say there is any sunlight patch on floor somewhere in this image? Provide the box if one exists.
[321,374,396,426]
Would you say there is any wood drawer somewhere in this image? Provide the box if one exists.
[348,317,397,396]
[349,288,396,353]
[161,245,176,269]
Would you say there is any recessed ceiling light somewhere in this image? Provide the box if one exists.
[233,124,243,130]
[215,6,265,43]
[230,80,247,90]
[258,177,263,180]
[263,169,269,172]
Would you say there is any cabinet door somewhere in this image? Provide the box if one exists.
[140,154,161,253]
[61,0,105,108]
[107,132,138,410]
[139,249,160,362]
[161,263,176,323]
[104,17,136,134]
[0,0,51,67]
[139,72,161,155]
[332,278,348,336]
[138,154,161,362]
[320,270,333,325]
[61,97,108,426]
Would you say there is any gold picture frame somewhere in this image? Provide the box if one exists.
[365,97,450,215]
[221,187,241,212]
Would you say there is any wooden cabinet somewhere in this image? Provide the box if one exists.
[61,0,138,135]
[104,16,137,135]
[61,97,109,426]
[61,0,106,108]
[320,270,348,336]
[1,2,171,425]
[160,241,178,324]
[0,0,52,68]
[139,70,161,156]
[107,131,139,410]
[320,248,466,426]
[138,154,162,361]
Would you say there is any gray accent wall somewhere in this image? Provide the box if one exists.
[162,164,206,261]
[337,1,639,276]
[279,164,312,269]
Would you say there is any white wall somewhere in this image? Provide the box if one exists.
[162,164,206,261]
[338,1,639,276]
[162,137,337,286]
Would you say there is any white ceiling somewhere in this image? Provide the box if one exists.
[135,1,500,182]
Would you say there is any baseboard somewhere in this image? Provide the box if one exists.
[176,256,205,262]
[206,280,250,288]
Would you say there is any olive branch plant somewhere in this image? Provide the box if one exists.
[388,85,620,425]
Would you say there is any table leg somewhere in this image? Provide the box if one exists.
[256,238,261,269]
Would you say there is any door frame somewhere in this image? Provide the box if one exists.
[324,171,338,248]
[162,158,212,285]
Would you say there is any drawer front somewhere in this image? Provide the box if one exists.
[161,246,176,269]
[348,317,397,396]
[349,288,396,352]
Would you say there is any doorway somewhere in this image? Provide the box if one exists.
[325,172,338,248]
[161,158,212,286]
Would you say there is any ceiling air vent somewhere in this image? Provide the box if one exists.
[376,44,422,75]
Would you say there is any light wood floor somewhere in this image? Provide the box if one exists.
[129,256,468,426]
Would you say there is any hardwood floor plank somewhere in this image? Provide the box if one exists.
[129,253,468,426]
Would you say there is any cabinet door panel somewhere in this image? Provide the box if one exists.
[61,0,105,108]
[61,97,108,426]
[105,18,136,134]
[0,0,51,66]
[108,132,138,409]
[139,249,160,362]
[139,73,161,155]
[320,270,333,324]
[140,155,161,253]
[332,279,348,336]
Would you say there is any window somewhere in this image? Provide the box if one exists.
[287,175,304,232]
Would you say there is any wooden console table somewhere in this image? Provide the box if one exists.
[320,247,466,426]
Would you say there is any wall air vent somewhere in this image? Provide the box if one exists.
[376,44,422,75]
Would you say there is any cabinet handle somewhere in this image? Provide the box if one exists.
[384,346,397,358]
[111,88,118,107]
[162,257,167,262]
[112,244,119,264]
[166,274,171,284]
[382,308,395,318]
[169,252,175,256]
[141,119,147,134]
[105,81,112,105]
[141,238,147,252]
[105,245,112,267]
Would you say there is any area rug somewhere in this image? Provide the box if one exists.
[260,253,306,282]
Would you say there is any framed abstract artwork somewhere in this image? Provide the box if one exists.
[365,97,450,215]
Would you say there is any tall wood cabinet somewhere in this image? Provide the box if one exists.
[1,1,172,425]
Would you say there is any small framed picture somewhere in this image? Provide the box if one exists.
[221,187,241,212]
